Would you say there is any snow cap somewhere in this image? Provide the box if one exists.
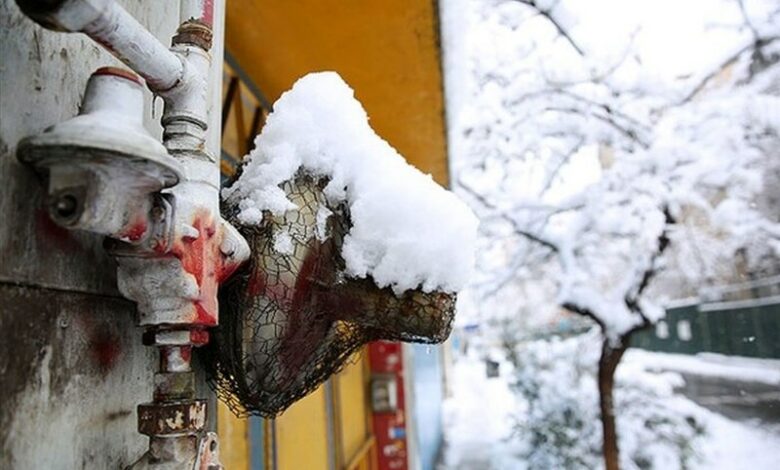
[224,71,479,294]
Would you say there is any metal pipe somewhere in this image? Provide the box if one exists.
[17,0,183,91]
[179,0,214,27]
[82,2,183,91]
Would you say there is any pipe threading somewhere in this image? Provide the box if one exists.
[172,19,213,51]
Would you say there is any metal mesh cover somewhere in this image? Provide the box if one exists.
[205,174,455,417]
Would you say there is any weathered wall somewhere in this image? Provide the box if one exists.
[0,1,220,467]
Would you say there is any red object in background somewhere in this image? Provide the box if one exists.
[369,341,409,470]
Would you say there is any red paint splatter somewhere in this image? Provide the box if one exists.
[170,213,219,326]
[179,346,192,363]
[90,329,121,373]
[190,329,209,345]
[202,0,214,26]
[169,210,245,327]
[247,269,267,297]
[276,242,344,381]
[121,218,148,242]
[94,66,142,85]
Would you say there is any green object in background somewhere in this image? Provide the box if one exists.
[631,301,780,359]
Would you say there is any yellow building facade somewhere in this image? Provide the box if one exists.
[217,1,449,469]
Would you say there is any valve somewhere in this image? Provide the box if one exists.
[17,67,182,248]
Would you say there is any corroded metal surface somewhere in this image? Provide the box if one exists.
[173,19,213,51]
[138,400,207,436]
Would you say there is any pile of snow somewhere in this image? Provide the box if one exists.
[223,72,478,294]
[442,350,525,470]
[624,349,780,386]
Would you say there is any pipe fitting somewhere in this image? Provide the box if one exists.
[172,19,213,51]
[17,68,182,245]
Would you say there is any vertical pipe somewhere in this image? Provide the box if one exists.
[205,0,225,165]
[160,346,193,373]
[180,0,215,26]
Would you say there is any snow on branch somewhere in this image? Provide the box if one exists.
[511,0,584,56]
[454,0,780,337]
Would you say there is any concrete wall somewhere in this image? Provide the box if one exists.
[0,1,221,467]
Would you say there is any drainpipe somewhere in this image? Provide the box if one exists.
[15,1,248,468]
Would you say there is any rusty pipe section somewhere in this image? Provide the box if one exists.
[17,0,183,91]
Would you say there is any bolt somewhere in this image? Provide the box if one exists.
[52,194,79,220]
[151,205,165,221]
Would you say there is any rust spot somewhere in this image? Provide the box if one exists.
[137,400,207,436]
[172,19,213,50]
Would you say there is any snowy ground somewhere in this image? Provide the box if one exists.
[440,352,524,470]
[441,350,780,470]
[623,350,780,386]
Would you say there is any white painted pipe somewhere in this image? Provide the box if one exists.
[17,0,184,91]
[82,2,183,91]
[179,0,214,26]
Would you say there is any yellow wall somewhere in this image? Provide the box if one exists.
[335,354,371,468]
[217,400,250,470]
[275,386,331,470]
[225,0,449,186]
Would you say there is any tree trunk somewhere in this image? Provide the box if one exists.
[598,336,628,470]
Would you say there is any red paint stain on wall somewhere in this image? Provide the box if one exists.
[35,208,81,252]
[90,329,122,374]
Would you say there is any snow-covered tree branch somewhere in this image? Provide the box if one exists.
[452,0,780,468]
